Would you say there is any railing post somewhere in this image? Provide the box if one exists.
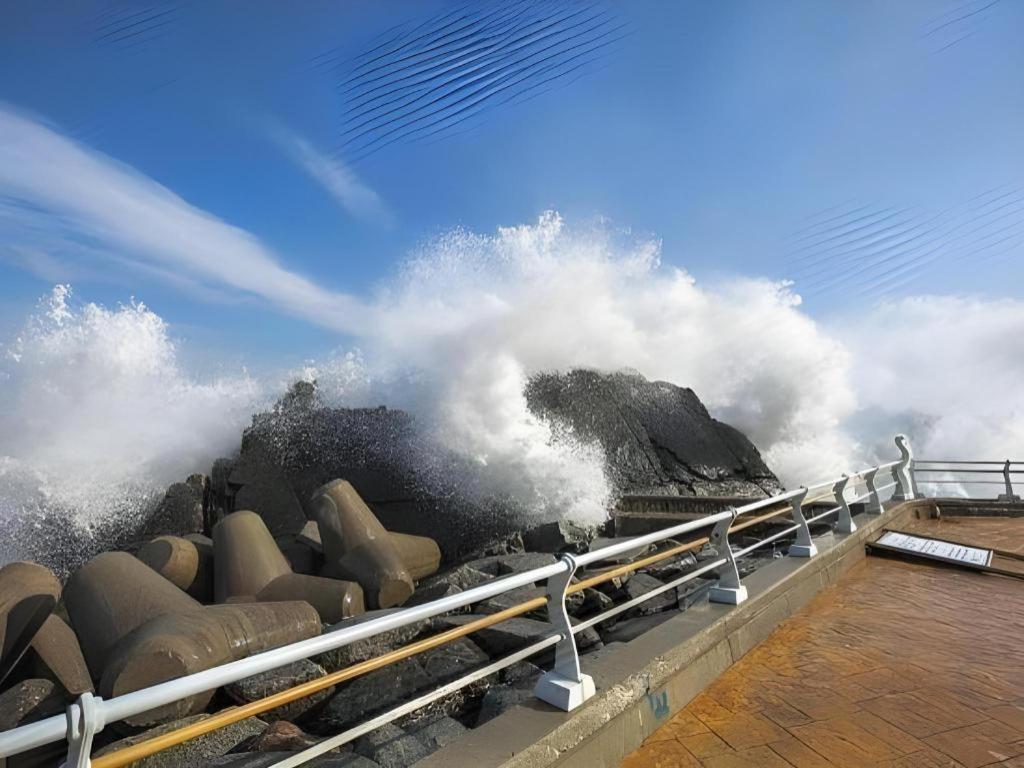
[534,554,595,711]
[833,474,857,534]
[864,468,884,515]
[999,459,1021,502]
[788,487,817,558]
[63,692,104,768]
[708,509,748,605]
[892,434,917,501]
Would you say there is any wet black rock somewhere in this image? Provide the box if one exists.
[207,754,378,768]
[622,573,676,617]
[225,659,333,723]
[95,713,266,768]
[525,370,782,497]
[521,520,592,554]
[354,723,430,768]
[0,678,65,731]
[315,611,434,672]
[313,639,488,734]
[407,714,468,751]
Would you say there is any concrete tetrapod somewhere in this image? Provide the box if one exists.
[212,511,291,602]
[137,534,214,601]
[214,510,365,623]
[0,561,61,686]
[311,480,416,609]
[63,551,201,679]
[100,601,322,725]
[388,532,442,581]
[297,520,442,582]
[28,614,93,696]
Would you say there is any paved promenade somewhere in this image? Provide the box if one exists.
[622,517,1024,768]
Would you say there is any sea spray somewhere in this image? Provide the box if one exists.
[5,212,1021,571]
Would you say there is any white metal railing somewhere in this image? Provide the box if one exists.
[912,457,1022,501]
[0,433,965,767]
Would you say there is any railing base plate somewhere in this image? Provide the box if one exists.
[534,672,595,712]
[709,585,748,605]
[788,543,818,558]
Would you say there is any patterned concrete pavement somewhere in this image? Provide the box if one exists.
[622,517,1024,768]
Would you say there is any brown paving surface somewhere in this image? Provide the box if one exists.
[623,517,1024,768]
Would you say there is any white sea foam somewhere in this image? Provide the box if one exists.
[2,212,1021,569]
[0,286,263,540]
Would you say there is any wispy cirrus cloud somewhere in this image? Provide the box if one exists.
[278,130,394,226]
[0,104,370,333]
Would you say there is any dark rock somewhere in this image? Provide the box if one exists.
[677,577,715,610]
[418,564,491,593]
[623,573,676,616]
[404,581,466,610]
[476,532,526,557]
[277,535,319,576]
[416,637,489,683]
[436,616,600,657]
[477,585,570,618]
[645,552,698,582]
[225,659,333,722]
[578,587,614,617]
[0,678,66,731]
[148,481,204,537]
[476,685,534,726]
[407,714,468,751]
[525,370,781,497]
[206,754,378,768]
[94,713,265,767]
[521,520,592,554]
[355,724,429,768]
[315,610,433,672]
[0,561,62,686]
[499,661,543,686]
[240,720,320,752]
[437,615,547,657]
[586,537,654,565]
[234,473,308,539]
[461,552,558,578]
[313,639,487,734]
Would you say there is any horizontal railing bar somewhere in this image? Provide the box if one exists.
[572,558,728,633]
[0,561,569,757]
[269,636,562,768]
[573,510,731,567]
[731,507,792,533]
[91,595,552,768]
[734,524,801,558]
[914,468,1023,474]
[805,505,841,525]
[734,488,804,515]
[916,480,1011,485]
[571,537,710,593]
[916,459,1021,465]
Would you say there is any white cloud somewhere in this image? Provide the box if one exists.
[838,294,1024,465]
[278,130,393,226]
[0,105,370,333]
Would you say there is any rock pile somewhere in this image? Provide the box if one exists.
[0,370,787,767]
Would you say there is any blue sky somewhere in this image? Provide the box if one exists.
[1,0,1022,369]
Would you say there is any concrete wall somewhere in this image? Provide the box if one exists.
[417,499,939,768]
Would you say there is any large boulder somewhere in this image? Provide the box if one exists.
[525,370,781,497]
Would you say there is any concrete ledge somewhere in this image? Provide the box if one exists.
[416,498,937,768]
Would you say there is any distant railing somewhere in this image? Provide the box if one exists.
[912,458,1022,501]
[0,434,985,768]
